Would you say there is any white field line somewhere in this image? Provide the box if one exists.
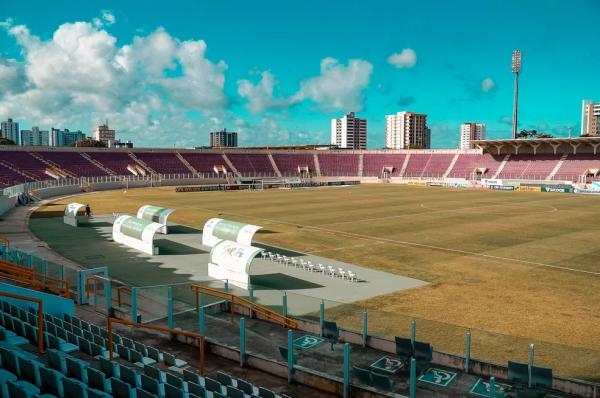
[185,204,600,278]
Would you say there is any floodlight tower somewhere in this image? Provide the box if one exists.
[511,49,522,139]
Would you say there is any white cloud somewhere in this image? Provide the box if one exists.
[237,71,294,114]
[0,17,231,146]
[481,77,495,92]
[93,10,116,28]
[295,57,372,112]
[387,48,417,69]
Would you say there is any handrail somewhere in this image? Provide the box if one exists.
[117,286,132,307]
[0,237,9,248]
[0,260,69,297]
[190,284,298,329]
[0,291,44,354]
[107,317,205,375]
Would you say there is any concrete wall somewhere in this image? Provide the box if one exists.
[0,195,16,216]
[0,282,75,317]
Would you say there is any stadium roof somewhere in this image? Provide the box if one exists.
[473,136,600,155]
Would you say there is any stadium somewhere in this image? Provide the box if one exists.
[0,139,599,398]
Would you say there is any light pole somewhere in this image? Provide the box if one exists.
[511,49,522,139]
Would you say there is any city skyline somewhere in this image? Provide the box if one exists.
[1,0,599,148]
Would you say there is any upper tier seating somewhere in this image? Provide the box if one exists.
[553,154,600,181]
[86,152,136,176]
[498,154,562,180]
[317,154,359,176]
[447,153,504,179]
[134,153,190,174]
[362,154,407,177]
[271,153,316,176]
[179,153,229,174]
[0,152,48,181]
[36,152,106,177]
[226,154,276,177]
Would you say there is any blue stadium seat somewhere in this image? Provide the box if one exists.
[39,366,64,397]
[110,377,136,398]
[46,333,78,354]
[140,374,163,397]
[188,381,206,398]
[165,372,185,390]
[62,377,88,398]
[143,364,165,383]
[119,365,140,388]
[236,379,254,395]
[97,357,119,379]
[204,377,222,394]
[87,387,112,398]
[47,349,68,374]
[0,368,18,398]
[86,367,111,393]
[116,344,131,362]
[258,386,277,398]
[226,385,245,398]
[164,382,186,398]
[216,371,234,387]
[183,369,202,385]
[17,357,41,387]
[131,349,156,367]
[7,379,39,398]
[163,352,187,371]
[136,387,158,398]
[146,347,163,364]
[65,356,88,384]
[0,326,28,347]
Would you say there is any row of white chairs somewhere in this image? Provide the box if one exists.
[261,251,359,282]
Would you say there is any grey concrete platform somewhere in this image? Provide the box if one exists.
[84,214,427,314]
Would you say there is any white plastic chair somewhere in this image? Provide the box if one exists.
[308,262,315,272]
[347,271,357,282]
[327,265,336,277]
[318,264,325,273]
[338,268,346,280]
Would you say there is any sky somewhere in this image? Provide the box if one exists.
[1,0,599,148]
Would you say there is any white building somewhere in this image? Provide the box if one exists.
[385,111,430,149]
[93,122,116,145]
[1,118,19,144]
[330,112,367,149]
[460,123,486,149]
[21,126,49,146]
[581,100,600,136]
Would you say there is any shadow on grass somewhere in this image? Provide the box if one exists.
[256,229,279,234]
[251,273,323,290]
[167,225,202,234]
[155,239,207,255]
[253,243,305,257]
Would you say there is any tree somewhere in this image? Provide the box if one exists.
[73,139,106,148]
[0,138,16,145]
[516,129,554,139]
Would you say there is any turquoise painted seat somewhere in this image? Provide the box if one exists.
[163,352,187,371]
[46,333,78,354]
[87,387,112,398]
[226,386,245,398]
[110,377,136,398]
[99,357,120,379]
[188,381,206,398]
[371,372,395,391]
[65,356,88,384]
[62,377,88,398]
[0,326,27,347]
[236,379,254,396]
[47,349,68,374]
[143,364,165,383]
[86,367,111,394]
[131,349,156,367]
[257,386,277,398]
[0,368,18,398]
[119,365,140,389]
[6,379,40,398]
[39,366,64,397]
[352,366,373,386]
[140,374,163,397]
[165,372,185,390]
[183,369,202,386]
[165,382,187,398]
[216,371,234,387]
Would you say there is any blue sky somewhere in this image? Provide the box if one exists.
[1,0,599,148]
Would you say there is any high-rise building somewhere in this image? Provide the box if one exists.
[93,122,116,145]
[21,126,49,146]
[210,128,238,148]
[460,123,486,149]
[385,111,430,149]
[1,118,20,144]
[330,112,367,149]
[50,128,86,147]
[581,100,600,136]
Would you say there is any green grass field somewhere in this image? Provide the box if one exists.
[31,184,600,380]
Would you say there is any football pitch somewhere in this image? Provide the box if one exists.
[30,184,600,380]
